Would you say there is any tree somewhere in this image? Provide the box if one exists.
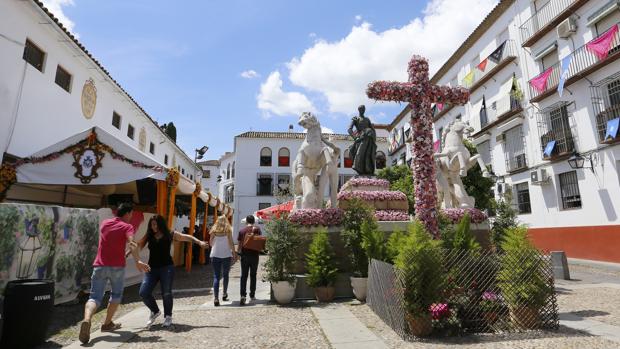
[377,165,415,215]
[462,140,495,212]
[491,190,518,252]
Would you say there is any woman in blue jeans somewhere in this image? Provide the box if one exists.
[209,215,237,306]
[138,215,207,327]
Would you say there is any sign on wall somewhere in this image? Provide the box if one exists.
[81,78,97,119]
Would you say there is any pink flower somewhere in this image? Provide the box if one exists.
[375,210,409,221]
[346,178,390,189]
[429,303,450,320]
[289,208,344,227]
[441,208,488,224]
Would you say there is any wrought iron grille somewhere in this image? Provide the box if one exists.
[515,182,532,214]
[503,126,528,172]
[367,250,559,341]
[591,71,620,142]
[558,170,582,209]
[537,102,576,159]
[520,0,577,44]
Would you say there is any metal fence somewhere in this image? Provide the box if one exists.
[367,249,559,340]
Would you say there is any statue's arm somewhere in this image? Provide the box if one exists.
[347,118,358,138]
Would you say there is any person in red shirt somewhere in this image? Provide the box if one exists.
[237,215,261,305]
[79,203,150,344]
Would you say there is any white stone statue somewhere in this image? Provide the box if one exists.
[292,112,340,210]
[434,119,490,209]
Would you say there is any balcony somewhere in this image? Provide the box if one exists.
[460,40,518,93]
[519,0,589,47]
[537,102,577,161]
[503,125,528,173]
[591,72,620,143]
[472,93,522,138]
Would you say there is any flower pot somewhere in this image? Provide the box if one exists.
[483,311,499,325]
[350,277,368,302]
[314,286,335,302]
[510,306,540,329]
[271,280,297,305]
[405,313,433,337]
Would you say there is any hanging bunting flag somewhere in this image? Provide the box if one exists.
[479,95,488,126]
[529,68,553,93]
[606,118,620,140]
[477,58,488,72]
[433,140,441,152]
[557,55,572,97]
[586,24,619,60]
[462,70,475,86]
[488,41,506,64]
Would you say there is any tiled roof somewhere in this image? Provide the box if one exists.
[30,0,198,169]
[236,131,387,142]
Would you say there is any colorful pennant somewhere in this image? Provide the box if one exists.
[477,58,488,72]
[462,70,475,86]
[586,24,619,60]
[557,55,572,97]
[529,68,553,93]
[488,41,506,64]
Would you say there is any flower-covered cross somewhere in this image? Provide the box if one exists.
[366,56,469,236]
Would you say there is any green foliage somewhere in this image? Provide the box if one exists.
[305,228,338,288]
[440,214,481,253]
[73,212,99,285]
[342,198,375,277]
[491,191,518,252]
[263,217,301,283]
[497,226,553,309]
[462,141,495,212]
[386,230,407,264]
[0,205,20,272]
[395,221,444,315]
[361,220,388,264]
[377,165,415,214]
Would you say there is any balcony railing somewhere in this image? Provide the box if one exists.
[503,125,528,173]
[480,94,521,129]
[537,103,576,160]
[595,104,620,142]
[590,72,620,143]
[520,0,582,46]
[528,23,620,101]
[460,40,518,91]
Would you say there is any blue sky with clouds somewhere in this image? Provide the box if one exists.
[46,0,498,159]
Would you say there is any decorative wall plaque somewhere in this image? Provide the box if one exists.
[81,78,97,119]
[72,146,104,184]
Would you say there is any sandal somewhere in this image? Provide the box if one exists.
[101,321,122,332]
[79,321,91,344]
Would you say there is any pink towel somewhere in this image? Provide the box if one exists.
[586,24,619,60]
[529,68,553,93]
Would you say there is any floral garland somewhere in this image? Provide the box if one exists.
[337,190,407,202]
[0,164,17,201]
[166,168,180,188]
[375,210,409,221]
[367,55,469,237]
[289,208,344,227]
[345,177,390,189]
[441,208,488,224]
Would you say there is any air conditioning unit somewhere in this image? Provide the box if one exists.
[530,168,550,185]
[557,17,578,39]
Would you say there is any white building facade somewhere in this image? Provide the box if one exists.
[386,0,620,263]
[0,0,199,189]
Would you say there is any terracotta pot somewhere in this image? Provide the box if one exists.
[271,280,297,305]
[350,277,368,302]
[510,306,540,329]
[405,313,433,337]
[314,286,336,302]
[483,311,498,325]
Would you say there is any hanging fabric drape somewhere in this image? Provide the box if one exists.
[586,24,619,60]
[199,196,209,264]
[185,182,200,272]
[529,68,553,93]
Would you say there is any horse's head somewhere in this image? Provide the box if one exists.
[451,119,474,136]
[298,112,319,130]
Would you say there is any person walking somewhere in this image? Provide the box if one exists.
[209,215,237,306]
[237,215,261,305]
[79,203,150,345]
[137,215,208,328]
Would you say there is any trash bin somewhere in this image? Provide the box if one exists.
[0,279,54,348]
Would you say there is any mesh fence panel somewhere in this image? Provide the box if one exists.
[367,249,559,340]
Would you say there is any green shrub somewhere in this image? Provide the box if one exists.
[306,228,338,288]
[395,221,444,315]
[386,229,407,264]
[491,192,518,252]
[497,226,552,309]
[361,220,388,263]
[441,214,480,253]
[342,198,375,277]
[377,165,415,214]
[264,217,301,284]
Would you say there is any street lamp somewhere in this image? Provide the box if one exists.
[568,152,595,172]
[194,145,209,180]
[17,217,42,279]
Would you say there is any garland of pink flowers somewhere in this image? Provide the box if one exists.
[289,208,344,227]
[367,56,469,237]
[375,210,409,221]
[345,177,390,189]
[337,190,407,201]
[441,208,488,224]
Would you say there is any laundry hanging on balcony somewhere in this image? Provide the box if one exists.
[605,118,620,141]
[477,58,488,72]
[586,24,619,60]
[529,68,553,93]
[557,55,572,97]
[543,140,556,158]
[488,41,506,64]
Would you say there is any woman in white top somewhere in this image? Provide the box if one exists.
[209,215,237,306]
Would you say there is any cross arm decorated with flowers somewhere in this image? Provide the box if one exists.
[366,56,469,236]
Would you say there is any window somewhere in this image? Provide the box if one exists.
[477,140,492,165]
[376,151,386,169]
[203,170,210,179]
[538,104,575,159]
[149,142,155,155]
[225,185,234,203]
[515,182,531,214]
[503,126,528,172]
[540,48,558,71]
[344,149,353,168]
[232,161,235,178]
[595,6,620,36]
[164,154,169,165]
[257,174,273,196]
[226,163,231,180]
[277,174,291,195]
[54,65,72,92]
[127,124,135,140]
[278,148,290,167]
[559,170,582,209]
[260,147,272,166]
[181,168,185,175]
[23,39,45,72]
[190,175,193,181]
[112,112,122,129]
[258,202,271,210]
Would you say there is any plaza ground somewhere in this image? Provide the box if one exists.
[38,257,620,349]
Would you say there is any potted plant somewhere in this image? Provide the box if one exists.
[497,226,553,329]
[479,291,502,325]
[263,216,301,304]
[395,221,444,337]
[341,198,375,301]
[306,228,338,302]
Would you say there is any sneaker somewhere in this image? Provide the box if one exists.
[239,296,246,306]
[222,294,229,301]
[250,295,256,301]
[78,321,91,344]
[146,311,161,327]
[214,298,220,307]
[101,321,122,332]
[163,316,172,327]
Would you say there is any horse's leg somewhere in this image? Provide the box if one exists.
[328,162,339,208]
[469,154,490,177]
[457,152,468,177]
[451,174,475,208]
[318,167,328,208]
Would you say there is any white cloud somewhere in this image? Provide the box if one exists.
[41,0,77,36]
[355,15,363,22]
[257,71,316,117]
[309,32,317,39]
[286,0,498,114]
[302,126,336,134]
[240,70,260,79]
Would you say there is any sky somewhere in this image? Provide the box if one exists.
[42,0,499,160]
